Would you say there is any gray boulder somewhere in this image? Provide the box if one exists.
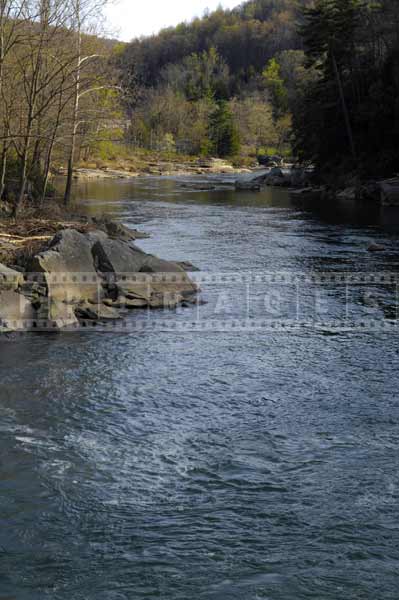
[30,229,103,304]
[91,235,197,306]
[28,229,103,328]
[9,224,199,331]
[90,234,147,275]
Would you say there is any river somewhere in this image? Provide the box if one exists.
[1,176,399,599]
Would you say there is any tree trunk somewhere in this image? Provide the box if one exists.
[64,92,79,206]
[0,138,7,199]
[64,6,81,206]
[13,142,29,218]
[40,141,54,205]
[331,51,357,162]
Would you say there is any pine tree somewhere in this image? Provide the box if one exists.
[208,101,240,157]
[293,0,362,175]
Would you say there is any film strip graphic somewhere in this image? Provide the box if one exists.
[14,271,399,285]
[1,270,398,334]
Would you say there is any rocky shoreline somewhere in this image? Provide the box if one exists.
[0,217,199,334]
[234,167,399,206]
[61,157,251,181]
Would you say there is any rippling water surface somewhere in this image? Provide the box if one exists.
[1,177,399,599]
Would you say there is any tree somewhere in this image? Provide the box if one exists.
[162,47,230,101]
[263,57,288,119]
[231,94,277,154]
[11,0,76,216]
[208,100,240,157]
[63,0,113,205]
[293,0,363,174]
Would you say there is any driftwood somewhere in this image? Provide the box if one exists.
[0,234,51,245]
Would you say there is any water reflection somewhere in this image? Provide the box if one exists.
[70,175,399,233]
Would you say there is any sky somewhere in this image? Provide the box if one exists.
[105,0,242,42]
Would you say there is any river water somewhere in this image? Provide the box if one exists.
[1,176,399,599]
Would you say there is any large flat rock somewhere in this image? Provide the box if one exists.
[91,235,197,306]
[30,229,103,305]
[91,234,147,274]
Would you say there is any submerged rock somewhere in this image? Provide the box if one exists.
[178,182,216,191]
[235,180,261,191]
[367,243,386,252]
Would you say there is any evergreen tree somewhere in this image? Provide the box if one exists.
[294,0,399,179]
[208,101,240,157]
[294,0,361,173]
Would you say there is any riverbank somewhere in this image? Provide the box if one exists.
[234,166,399,206]
[56,155,253,181]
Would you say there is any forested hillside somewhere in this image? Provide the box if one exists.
[119,0,399,184]
[119,0,311,158]
[1,0,399,217]
[122,0,308,91]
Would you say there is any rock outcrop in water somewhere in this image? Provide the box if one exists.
[0,223,198,332]
[234,166,312,191]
